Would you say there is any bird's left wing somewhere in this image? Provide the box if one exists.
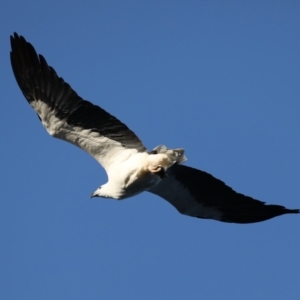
[148,164,299,224]
[10,33,146,171]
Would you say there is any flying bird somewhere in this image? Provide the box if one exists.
[10,33,299,224]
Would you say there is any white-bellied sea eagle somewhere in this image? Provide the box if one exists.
[10,33,299,224]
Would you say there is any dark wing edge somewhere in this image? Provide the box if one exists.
[148,164,299,224]
[10,33,147,153]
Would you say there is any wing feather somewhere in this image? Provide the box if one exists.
[10,33,146,171]
[149,164,299,224]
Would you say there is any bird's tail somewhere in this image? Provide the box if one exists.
[151,145,187,164]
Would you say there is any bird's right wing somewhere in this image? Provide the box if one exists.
[10,33,147,171]
[148,164,299,224]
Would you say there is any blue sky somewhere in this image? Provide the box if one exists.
[1,1,300,299]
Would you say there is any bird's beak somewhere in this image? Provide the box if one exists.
[90,192,98,198]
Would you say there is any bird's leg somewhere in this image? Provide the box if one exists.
[148,165,168,179]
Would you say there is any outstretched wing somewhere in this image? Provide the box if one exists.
[10,33,146,171]
[148,164,299,224]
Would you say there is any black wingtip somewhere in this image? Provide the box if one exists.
[10,32,41,105]
[221,205,300,224]
[10,32,18,41]
[287,208,300,214]
[10,32,25,50]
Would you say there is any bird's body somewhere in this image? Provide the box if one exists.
[10,33,299,224]
[93,149,184,200]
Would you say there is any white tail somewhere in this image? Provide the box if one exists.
[151,145,187,164]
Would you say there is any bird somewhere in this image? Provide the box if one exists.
[10,32,299,224]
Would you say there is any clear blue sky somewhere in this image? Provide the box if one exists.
[1,1,300,299]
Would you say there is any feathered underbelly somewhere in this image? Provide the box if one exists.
[110,147,185,200]
[117,167,161,200]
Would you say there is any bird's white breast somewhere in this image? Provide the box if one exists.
[105,152,161,199]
